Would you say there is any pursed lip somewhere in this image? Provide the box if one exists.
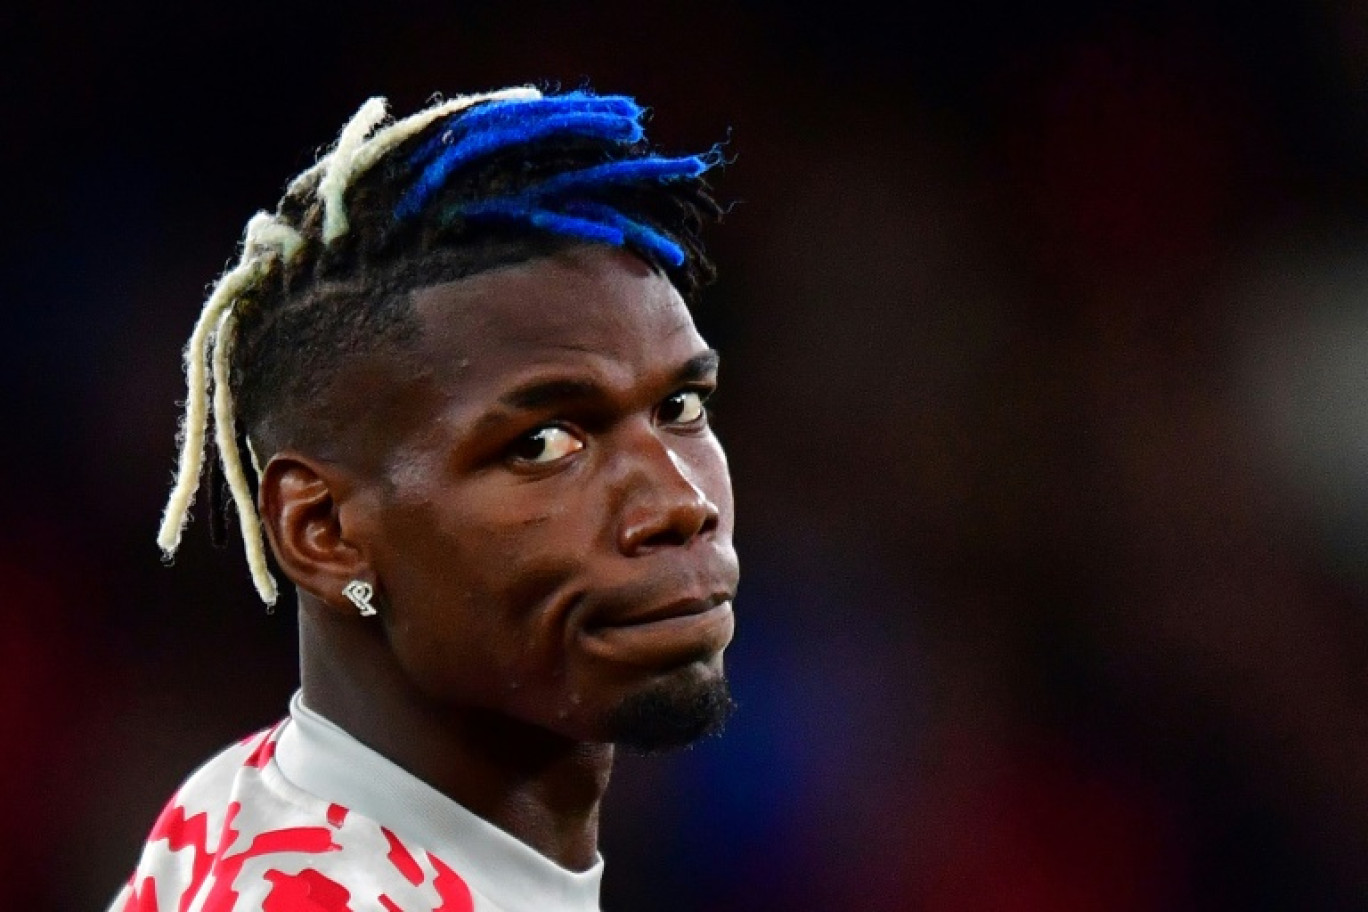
[586,592,732,631]
[578,589,736,667]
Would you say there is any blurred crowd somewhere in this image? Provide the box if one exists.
[8,0,1368,908]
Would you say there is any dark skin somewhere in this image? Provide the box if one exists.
[258,246,738,872]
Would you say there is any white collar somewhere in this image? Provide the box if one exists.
[275,691,603,912]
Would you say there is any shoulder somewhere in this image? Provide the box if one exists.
[111,724,480,912]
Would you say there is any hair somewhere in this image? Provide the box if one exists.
[157,86,726,606]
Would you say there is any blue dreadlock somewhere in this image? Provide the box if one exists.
[392,91,722,268]
[175,85,728,603]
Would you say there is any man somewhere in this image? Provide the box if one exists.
[113,86,737,912]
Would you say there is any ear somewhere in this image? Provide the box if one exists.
[258,451,373,614]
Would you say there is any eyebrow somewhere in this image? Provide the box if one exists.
[498,348,720,412]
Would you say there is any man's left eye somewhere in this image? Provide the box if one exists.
[508,426,584,465]
[658,390,709,426]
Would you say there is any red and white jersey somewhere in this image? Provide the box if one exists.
[109,694,603,912]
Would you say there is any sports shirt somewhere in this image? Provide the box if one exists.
[110,692,604,912]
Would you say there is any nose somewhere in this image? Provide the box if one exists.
[616,433,720,556]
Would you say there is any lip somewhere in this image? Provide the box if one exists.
[599,594,729,628]
[580,595,735,667]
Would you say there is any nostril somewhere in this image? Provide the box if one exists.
[634,525,692,553]
[620,496,717,555]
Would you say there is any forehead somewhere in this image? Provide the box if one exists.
[320,247,707,472]
[410,246,703,386]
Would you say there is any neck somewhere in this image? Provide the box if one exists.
[297,597,612,872]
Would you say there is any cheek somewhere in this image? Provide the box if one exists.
[370,482,599,703]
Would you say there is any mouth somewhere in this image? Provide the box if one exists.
[580,594,735,667]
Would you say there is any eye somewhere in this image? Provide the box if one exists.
[508,426,584,465]
[658,390,710,427]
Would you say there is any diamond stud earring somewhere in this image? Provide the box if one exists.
[342,580,378,617]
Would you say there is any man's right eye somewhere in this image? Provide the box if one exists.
[508,426,585,465]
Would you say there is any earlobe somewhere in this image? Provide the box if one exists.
[259,453,371,612]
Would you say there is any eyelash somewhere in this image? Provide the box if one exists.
[657,387,713,427]
[504,386,715,467]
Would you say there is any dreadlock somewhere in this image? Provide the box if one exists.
[157,86,726,606]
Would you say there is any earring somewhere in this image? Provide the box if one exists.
[342,580,378,617]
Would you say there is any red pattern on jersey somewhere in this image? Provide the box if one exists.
[428,853,475,912]
[200,803,343,911]
[262,868,354,912]
[243,728,279,769]
[382,827,424,886]
[197,801,243,912]
[120,875,158,912]
[116,723,493,912]
[147,801,214,908]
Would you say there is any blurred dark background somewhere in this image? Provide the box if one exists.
[8,0,1368,908]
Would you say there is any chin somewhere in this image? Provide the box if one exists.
[602,663,735,755]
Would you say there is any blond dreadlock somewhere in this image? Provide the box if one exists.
[156,87,544,605]
[157,83,725,607]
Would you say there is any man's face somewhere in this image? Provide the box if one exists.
[356,246,737,749]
